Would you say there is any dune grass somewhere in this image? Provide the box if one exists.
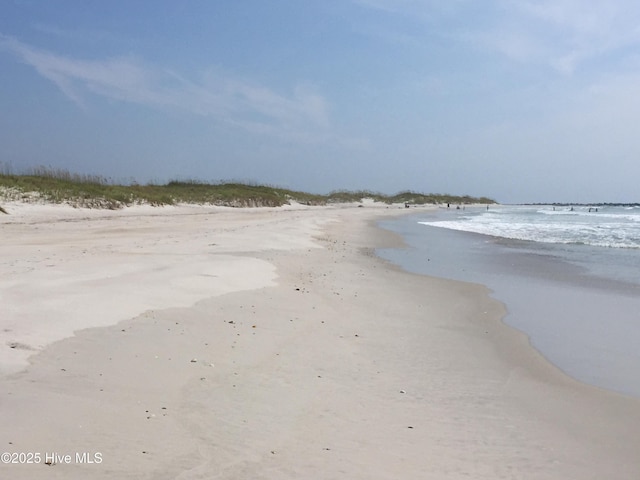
[0,167,496,210]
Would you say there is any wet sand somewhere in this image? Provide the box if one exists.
[378,212,640,398]
[1,202,639,479]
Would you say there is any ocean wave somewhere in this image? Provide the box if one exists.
[419,216,640,249]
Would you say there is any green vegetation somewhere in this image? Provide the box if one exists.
[0,167,496,210]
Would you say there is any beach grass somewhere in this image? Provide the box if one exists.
[0,167,496,210]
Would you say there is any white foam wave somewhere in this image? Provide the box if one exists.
[420,209,640,249]
[538,210,640,222]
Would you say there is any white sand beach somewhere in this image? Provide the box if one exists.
[1,202,639,479]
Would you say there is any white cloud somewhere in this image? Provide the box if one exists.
[518,1,617,36]
[354,0,640,75]
[513,1,640,72]
[0,35,330,138]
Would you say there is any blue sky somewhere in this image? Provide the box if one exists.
[2,1,640,203]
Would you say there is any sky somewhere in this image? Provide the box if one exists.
[2,1,640,203]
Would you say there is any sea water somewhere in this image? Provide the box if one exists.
[377,205,640,398]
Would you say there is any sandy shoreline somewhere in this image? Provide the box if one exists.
[1,202,639,479]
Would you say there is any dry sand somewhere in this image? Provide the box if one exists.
[1,201,639,479]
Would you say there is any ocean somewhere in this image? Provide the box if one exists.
[377,205,640,398]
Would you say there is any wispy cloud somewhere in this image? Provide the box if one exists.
[0,35,330,138]
[354,0,640,75]
[505,1,640,73]
[353,0,468,18]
